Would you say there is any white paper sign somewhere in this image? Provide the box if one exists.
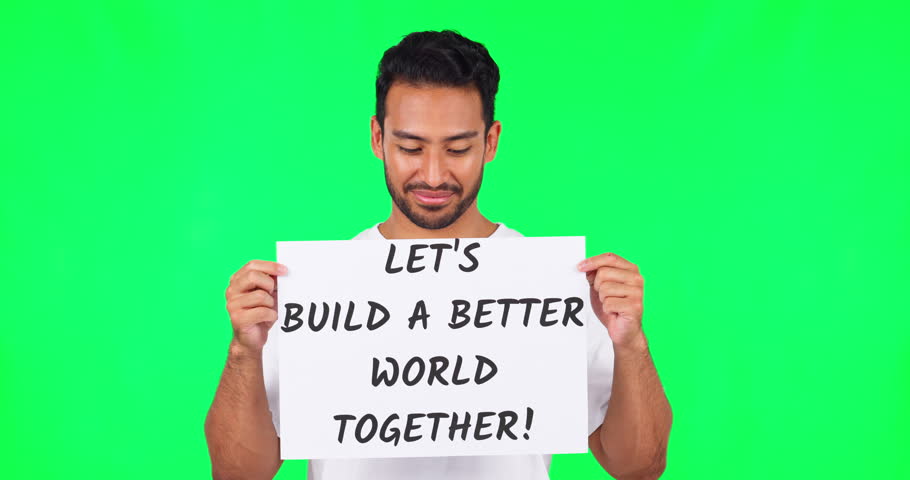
[275,236,589,459]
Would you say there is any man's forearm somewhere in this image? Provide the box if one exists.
[204,340,282,480]
[596,333,672,479]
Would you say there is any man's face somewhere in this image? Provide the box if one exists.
[371,81,500,230]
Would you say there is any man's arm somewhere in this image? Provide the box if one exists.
[205,260,288,480]
[588,333,672,480]
[205,340,283,480]
[578,252,673,479]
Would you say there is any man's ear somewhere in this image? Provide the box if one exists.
[483,120,502,164]
[370,115,384,161]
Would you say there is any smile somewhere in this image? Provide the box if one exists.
[412,190,454,205]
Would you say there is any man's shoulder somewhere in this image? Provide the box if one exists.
[350,222,524,240]
[351,223,383,240]
[491,222,523,238]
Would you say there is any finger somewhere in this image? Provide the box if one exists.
[231,260,288,282]
[594,280,640,301]
[577,252,638,273]
[231,306,278,330]
[593,267,644,291]
[227,289,276,312]
[600,296,642,317]
[230,270,276,296]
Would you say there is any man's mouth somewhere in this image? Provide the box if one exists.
[411,189,454,205]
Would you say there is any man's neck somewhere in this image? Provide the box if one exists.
[378,205,498,239]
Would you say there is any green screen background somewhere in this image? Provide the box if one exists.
[2,1,908,478]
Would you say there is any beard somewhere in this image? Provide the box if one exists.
[382,147,485,230]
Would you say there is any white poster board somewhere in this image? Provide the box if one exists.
[275,236,589,459]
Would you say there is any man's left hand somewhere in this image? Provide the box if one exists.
[577,252,645,350]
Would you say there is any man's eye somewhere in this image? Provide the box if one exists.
[399,146,421,154]
[449,148,471,155]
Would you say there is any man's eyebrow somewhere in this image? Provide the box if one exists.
[391,130,479,142]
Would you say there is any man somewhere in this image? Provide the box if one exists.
[205,30,672,480]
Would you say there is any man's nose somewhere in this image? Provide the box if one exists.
[422,149,446,188]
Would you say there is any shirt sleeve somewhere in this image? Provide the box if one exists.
[262,320,281,436]
[586,309,615,436]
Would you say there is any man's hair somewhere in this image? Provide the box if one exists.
[375,29,500,135]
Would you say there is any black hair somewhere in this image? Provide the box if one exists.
[375,29,500,135]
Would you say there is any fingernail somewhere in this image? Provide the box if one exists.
[278,264,288,275]
[576,260,588,270]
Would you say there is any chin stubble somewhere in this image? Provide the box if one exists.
[381,144,485,230]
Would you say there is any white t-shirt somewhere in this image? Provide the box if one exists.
[262,222,615,480]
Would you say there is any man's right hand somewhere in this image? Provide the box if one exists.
[225,260,288,353]
[208,259,287,479]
